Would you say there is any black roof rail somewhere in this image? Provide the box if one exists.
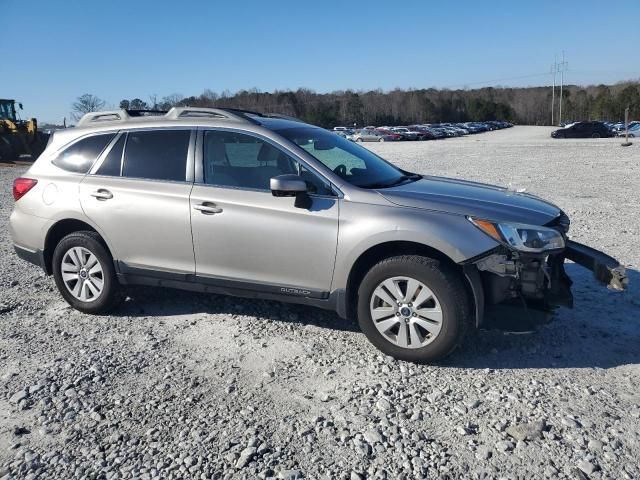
[261,113,304,122]
[213,107,302,123]
[212,107,263,125]
[126,109,168,117]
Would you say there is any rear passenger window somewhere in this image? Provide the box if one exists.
[122,130,190,181]
[95,134,125,176]
[53,133,116,173]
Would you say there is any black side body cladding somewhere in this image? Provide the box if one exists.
[13,245,47,271]
[116,261,341,313]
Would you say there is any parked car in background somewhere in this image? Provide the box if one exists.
[617,124,640,137]
[423,125,449,139]
[551,121,614,139]
[333,128,355,139]
[407,126,437,140]
[440,124,468,136]
[332,120,511,141]
[390,127,421,141]
[352,129,393,142]
[373,128,403,141]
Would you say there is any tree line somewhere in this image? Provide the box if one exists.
[72,81,640,127]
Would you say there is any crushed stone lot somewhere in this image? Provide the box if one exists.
[1,126,639,479]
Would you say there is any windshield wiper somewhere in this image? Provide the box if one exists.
[360,174,421,189]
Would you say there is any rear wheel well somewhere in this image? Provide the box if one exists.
[345,241,475,321]
[43,219,101,274]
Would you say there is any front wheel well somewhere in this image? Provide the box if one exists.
[345,241,476,322]
[43,219,101,274]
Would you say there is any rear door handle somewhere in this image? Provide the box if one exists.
[194,202,223,215]
[90,189,113,200]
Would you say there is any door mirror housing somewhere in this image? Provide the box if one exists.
[270,174,308,197]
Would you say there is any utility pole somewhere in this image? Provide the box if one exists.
[622,106,633,147]
[550,56,558,126]
[558,52,568,126]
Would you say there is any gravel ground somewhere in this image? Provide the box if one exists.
[1,126,639,479]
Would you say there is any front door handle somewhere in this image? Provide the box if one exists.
[90,189,113,200]
[194,202,223,215]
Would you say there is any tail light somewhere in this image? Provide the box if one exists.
[13,177,38,201]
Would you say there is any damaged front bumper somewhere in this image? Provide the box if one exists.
[565,240,628,291]
[465,240,628,330]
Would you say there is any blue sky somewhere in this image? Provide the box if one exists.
[3,0,639,123]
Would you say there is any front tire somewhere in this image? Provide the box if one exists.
[357,255,470,363]
[52,231,122,314]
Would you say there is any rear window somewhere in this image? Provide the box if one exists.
[52,133,116,173]
[122,130,190,181]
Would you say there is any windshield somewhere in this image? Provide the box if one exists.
[277,126,413,188]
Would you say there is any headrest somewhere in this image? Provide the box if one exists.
[206,134,227,163]
[257,142,282,164]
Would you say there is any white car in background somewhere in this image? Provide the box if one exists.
[617,124,640,137]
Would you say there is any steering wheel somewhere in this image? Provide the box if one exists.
[333,164,347,177]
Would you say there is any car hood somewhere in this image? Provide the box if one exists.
[377,176,561,225]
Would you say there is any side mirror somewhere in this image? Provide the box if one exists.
[18,103,23,110]
[270,174,307,197]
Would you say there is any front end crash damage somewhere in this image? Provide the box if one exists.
[463,241,628,331]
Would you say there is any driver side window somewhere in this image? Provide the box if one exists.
[203,130,333,195]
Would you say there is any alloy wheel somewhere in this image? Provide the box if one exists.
[369,276,443,349]
[60,246,104,302]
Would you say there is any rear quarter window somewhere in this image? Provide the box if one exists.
[52,133,116,173]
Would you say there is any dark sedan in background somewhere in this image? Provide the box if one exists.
[551,121,614,139]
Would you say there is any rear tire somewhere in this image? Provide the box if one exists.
[52,231,122,314]
[591,133,600,138]
[357,255,470,363]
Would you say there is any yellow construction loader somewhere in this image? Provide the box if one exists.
[0,99,47,162]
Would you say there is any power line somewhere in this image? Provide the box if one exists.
[445,72,551,89]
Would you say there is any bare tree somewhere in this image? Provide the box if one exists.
[148,94,159,110]
[71,94,106,121]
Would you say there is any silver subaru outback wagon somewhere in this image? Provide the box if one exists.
[9,107,627,363]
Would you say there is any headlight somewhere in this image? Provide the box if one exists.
[468,217,565,253]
